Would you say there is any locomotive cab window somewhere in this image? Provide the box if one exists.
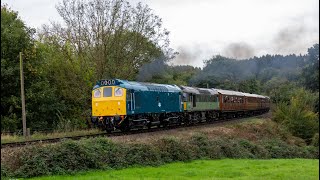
[114,87,123,97]
[103,87,112,97]
[93,89,101,98]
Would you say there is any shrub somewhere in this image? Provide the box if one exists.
[1,165,10,179]
[2,135,319,178]
[124,144,162,166]
[311,133,319,147]
[261,139,308,158]
[214,138,254,158]
[238,139,270,159]
[304,146,319,159]
[15,146,51,177]
[155,137,197,162]
[273,88,319,143]
[189,134,212,158]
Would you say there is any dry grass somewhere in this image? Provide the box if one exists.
[108,116,304,146]
[108,117,262,143]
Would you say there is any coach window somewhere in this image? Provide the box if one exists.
[103,87,112,97]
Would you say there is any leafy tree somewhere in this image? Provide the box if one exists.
[273,88,319,143]
[1,5,69,131]
[238,78,261,94]
[40,0,173,80]
[1,5,34,131]
[191,53,307,92]
[301,44,319,92]
[32,40,92,130]
[268,82,298,104]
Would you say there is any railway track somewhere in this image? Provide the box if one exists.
[1,113,267,149]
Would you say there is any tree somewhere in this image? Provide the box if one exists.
[40,0,173,80]
[238,78,261,94]
[273,88,319,143]
[1,5,69,131]
[1,5,34,131]
[301,44,319,92]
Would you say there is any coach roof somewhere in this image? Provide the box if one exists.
[214,89,244,96]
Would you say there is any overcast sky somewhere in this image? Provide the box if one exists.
[2,0,319,67]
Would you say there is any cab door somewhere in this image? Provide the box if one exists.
[126,90,135,112]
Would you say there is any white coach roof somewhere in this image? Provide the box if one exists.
[213,89,244,96]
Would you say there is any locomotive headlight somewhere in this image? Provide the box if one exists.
[93,89,101,98]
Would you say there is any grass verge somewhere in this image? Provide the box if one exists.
[1,118,318,179]
[1,129,101,144]
[28,159,319,180]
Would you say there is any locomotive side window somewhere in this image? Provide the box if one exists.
[213,95,217,102]
[114,87,123,97]
[103,87,112,97]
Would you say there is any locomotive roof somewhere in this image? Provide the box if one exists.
[95,79,181,93]
[179,86,200,94]
[179,86,218,95]
[198,88,218,95]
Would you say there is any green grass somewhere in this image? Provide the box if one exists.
[1,129,101,144]
[28,159,319,180]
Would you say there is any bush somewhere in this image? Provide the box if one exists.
[238,139,270,159]
[273,88,319,142]
[125,144,162,166]
[2,135,319,178]
[261,139,312,158]
[155,137,197,162]
[1,165,10,179]
[311,133,319,147]
[214,138,254,158]
[304,146,319,159]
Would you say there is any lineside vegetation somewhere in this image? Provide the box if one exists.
[1,118,318,179]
